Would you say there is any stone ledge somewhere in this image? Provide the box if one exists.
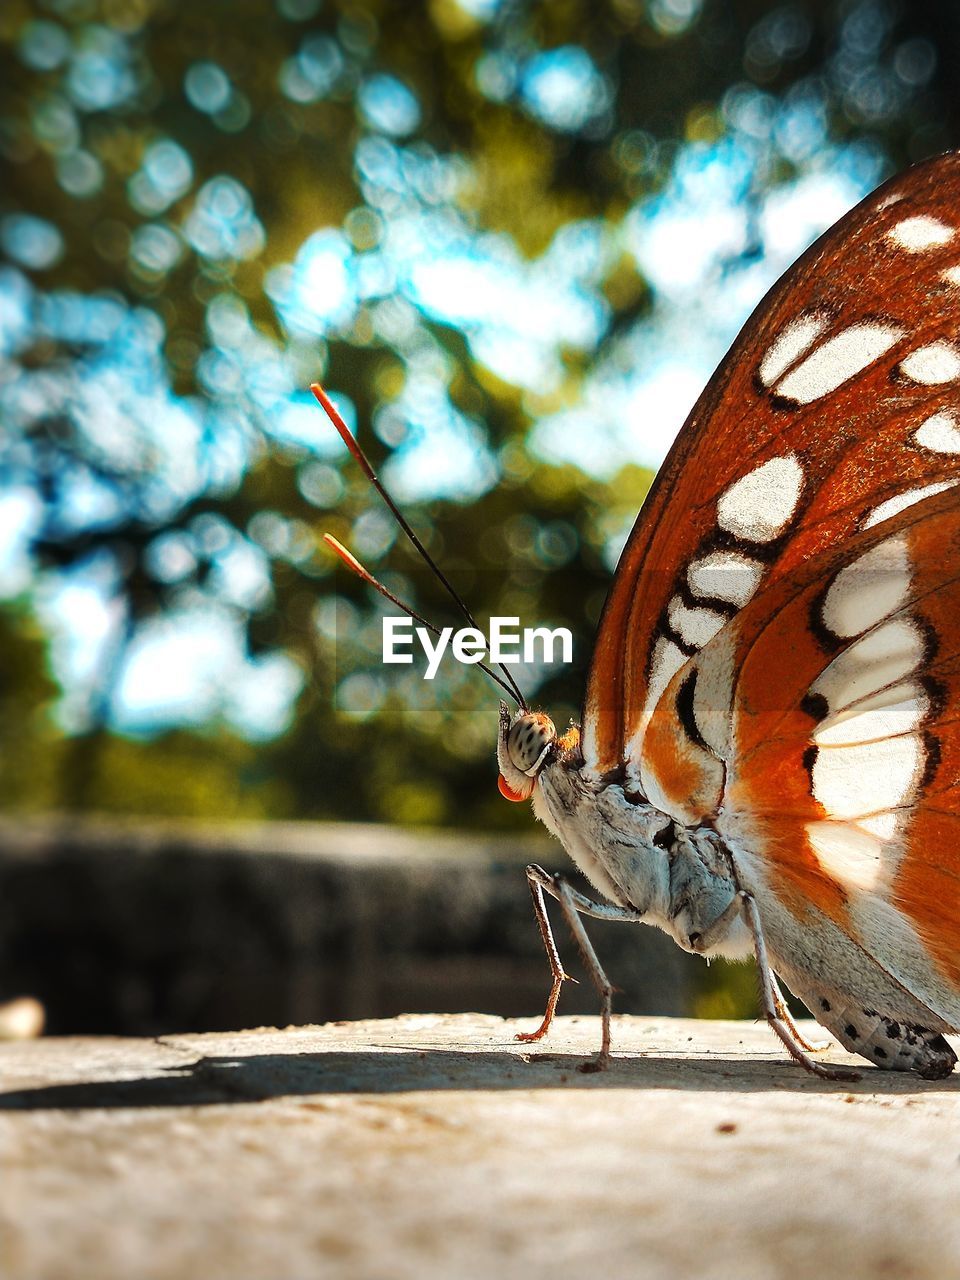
[0,815,692,1034]
[3,1014,959,1280]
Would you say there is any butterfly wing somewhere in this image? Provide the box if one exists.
[584,150,960,797]
[646,486,960,1027]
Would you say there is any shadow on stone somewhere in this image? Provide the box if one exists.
[3,1044,955,1110]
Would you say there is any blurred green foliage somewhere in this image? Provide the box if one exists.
[1,0,958,835]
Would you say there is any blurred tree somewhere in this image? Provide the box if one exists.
[0,603,65,810]
[0,0,958,824]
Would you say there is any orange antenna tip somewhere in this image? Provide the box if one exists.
[322,533,370,583]
[311,384,370,475]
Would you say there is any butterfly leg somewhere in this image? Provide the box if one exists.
[740,891,861,1082]
[516,864,643,1070]
[514,867,579,1047]
[769,972,831,1054]
[687,894,823,1047]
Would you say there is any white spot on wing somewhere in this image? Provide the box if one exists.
[811,734,923,825]
[821,535,911,640]
[716,454,804,544]
[686,629,737,760]
[775,324,904,403]
[758,314,826,387]
[813,681,929,746]
[813,617,926,712]
[579,705,602,777]
[864,481,956,529]
[858,813,899,840]
[805,822,892,893]
[899,341,960,385]
[915,410,960,454]
[640,635,688,727]
[942,265,960,286]
[667,596,726,650]
[888,215,955,251]
[687,551,764,608]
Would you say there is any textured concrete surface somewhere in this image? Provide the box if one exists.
[3,1013,960,1280]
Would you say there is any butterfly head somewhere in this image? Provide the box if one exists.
[497,703,558,802]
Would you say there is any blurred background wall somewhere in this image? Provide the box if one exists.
[1,0,958,1034]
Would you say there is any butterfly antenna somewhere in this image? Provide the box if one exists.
[312,382,528,709]
[323,534,525,707]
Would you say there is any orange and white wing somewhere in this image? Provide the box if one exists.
[583,150,960,794]
[646,487,960,1024]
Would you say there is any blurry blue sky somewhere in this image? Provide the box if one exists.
[0,6,891,737]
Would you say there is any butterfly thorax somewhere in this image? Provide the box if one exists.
[495,702,753,961]
[534,759,752,960]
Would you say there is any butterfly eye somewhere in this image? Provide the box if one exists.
[507,714,557,776]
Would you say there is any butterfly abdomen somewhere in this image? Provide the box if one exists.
[782,975,958,1077]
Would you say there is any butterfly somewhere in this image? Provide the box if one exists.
[320,149,960,1080]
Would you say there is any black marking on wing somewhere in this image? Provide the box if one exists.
[677,577,740,619]
[656,605,698,659]
[676,669,709,753]
[916,615,940,667]
[919,673,947,725]
[801,691,830,724]
[920,729,942,793]
[807,584,844,656]
[696,524,791,566]
[769,391,807,411]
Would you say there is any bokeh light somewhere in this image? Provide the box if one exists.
[0,0,950,827]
